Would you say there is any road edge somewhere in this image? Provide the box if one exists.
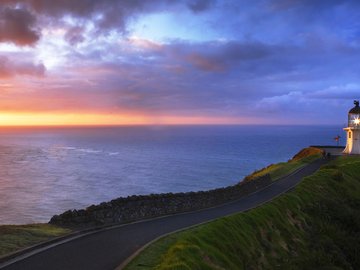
[0,158,324,270]
[117,158,328,269]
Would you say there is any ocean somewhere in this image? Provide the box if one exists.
[0,125,343,224]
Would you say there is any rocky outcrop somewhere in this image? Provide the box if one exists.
[49,174,272,227]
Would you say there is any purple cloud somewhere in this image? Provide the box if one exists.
[0,0,217,46]
[0,0,359,124]
[0,55,45,78]
[0,7,40,46]
[64,26,85,45]
[187,0,215,12]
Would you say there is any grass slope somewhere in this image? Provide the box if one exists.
[244,147,322,182]
[126,155,360,270]
[0,224,70,257]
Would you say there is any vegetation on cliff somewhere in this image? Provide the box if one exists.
[244,146,322,181]
[126,155,360,269]
[0,224,70,257]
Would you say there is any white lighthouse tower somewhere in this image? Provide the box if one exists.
[343,100,360,154]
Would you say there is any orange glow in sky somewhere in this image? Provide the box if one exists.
[0,113,146,126]
[0,112,259,126]
[0,1,358,126]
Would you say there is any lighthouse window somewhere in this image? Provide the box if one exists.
[349,132,352,139]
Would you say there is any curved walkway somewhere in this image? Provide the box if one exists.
[0,158,329,270]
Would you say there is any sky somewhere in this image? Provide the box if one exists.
[0,0,359,126]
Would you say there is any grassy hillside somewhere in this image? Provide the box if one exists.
[0,224,70,257]
[126,155,360,270]
[244,146,322,181]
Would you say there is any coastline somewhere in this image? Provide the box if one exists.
[0,147,324,261]
[0,125,343,225]
[49,147,323,227]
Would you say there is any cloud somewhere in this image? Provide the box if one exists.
[0,7,40,46]
[17,0,162,37]
[186,53,225,72]
[187,0,215,12]
[54,33,360,118]
[309,84,360,100]
[258,92,306,113]
[26,24,360,120]
[164,41,274,72]
[64,26,85,45]
[0,55,45,78]
[127,37,163,52]
[71,38,277,74]
[269,0,353,11]
[0,0,359,125]
[0,0,217,47]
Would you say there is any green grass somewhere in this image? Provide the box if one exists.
[0,224,71,257]
[0,147,325,262]
[125,155,360,270]
[244,147,322,181]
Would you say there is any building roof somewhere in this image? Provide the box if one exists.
[349,100,360,114]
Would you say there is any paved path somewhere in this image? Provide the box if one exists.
[0,158,329,270]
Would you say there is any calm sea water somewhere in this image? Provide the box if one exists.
[0,125,343,224]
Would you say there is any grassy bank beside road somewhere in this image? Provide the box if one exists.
[0,224,71,257]
[244,147,323,181]
[126,155,360,270]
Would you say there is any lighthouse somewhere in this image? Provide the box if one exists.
[343,100,360,154]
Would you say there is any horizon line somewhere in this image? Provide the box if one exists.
[0,123,345,128]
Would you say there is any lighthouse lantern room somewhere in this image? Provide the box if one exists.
[343,100,360,154]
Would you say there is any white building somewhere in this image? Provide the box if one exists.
[343,100,360,154]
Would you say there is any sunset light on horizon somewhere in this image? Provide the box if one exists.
[2,2,360,268]
[0,112,264,126]
[0,0,359,126]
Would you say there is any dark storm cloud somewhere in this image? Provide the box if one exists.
[0,7,40,46]
[0,55,45,78]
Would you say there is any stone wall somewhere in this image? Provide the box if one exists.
[49,174,272,227]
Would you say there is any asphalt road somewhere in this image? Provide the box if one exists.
[1,158,329,270]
